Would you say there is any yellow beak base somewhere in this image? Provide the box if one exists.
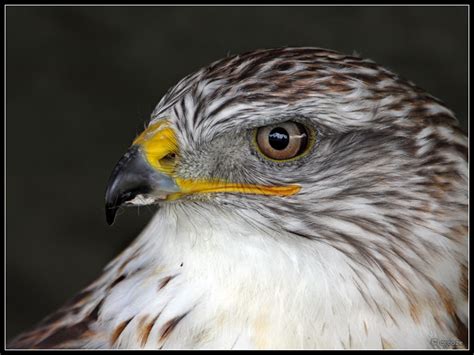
[170,178,301,201]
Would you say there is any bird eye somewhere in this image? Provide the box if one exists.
[256,121,310,161]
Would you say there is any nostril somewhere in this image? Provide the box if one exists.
[159,153,177,165]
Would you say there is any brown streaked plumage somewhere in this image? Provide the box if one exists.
[111,318,133,345]
[159,312,190,343]
[9,47,468,349]
[139,314,159,347]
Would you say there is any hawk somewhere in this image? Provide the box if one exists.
[9,47,468,349]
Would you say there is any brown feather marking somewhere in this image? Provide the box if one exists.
[8,328,53,349]
[110,275,126,289]
[36,289,97,329]
[139,313,160,347]
[33,322,89,348]
[118,249,141,273]
[453,314,468,349]
[432,283,468,347]
[158,275,175,291]
[111,318,133,346]
[87,300,104,321]
[460,263,468,300]
[409,303,421,324]
[363,321,368,336]
[22,288,94,337]
[159,312,189,342]
[22,299,104,349]
[450,225,469,244]
[432,283,456,316]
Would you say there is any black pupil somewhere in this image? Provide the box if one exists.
[268,127,290,150]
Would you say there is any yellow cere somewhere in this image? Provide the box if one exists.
[133,120,179,174]
[133,120,301,199]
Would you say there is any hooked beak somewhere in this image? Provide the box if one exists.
[105,120,180,225]
[105,120,301,225]
[104,145,179,225]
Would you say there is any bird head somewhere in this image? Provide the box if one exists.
[105,47,467,269]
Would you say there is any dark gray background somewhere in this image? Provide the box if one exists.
[6,6,468,341]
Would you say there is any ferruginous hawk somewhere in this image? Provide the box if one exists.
[9,47,468,349]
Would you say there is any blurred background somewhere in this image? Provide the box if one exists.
[6,6,468,341]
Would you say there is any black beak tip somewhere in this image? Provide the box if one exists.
[105,205,118,226]
[105,145,170,226]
